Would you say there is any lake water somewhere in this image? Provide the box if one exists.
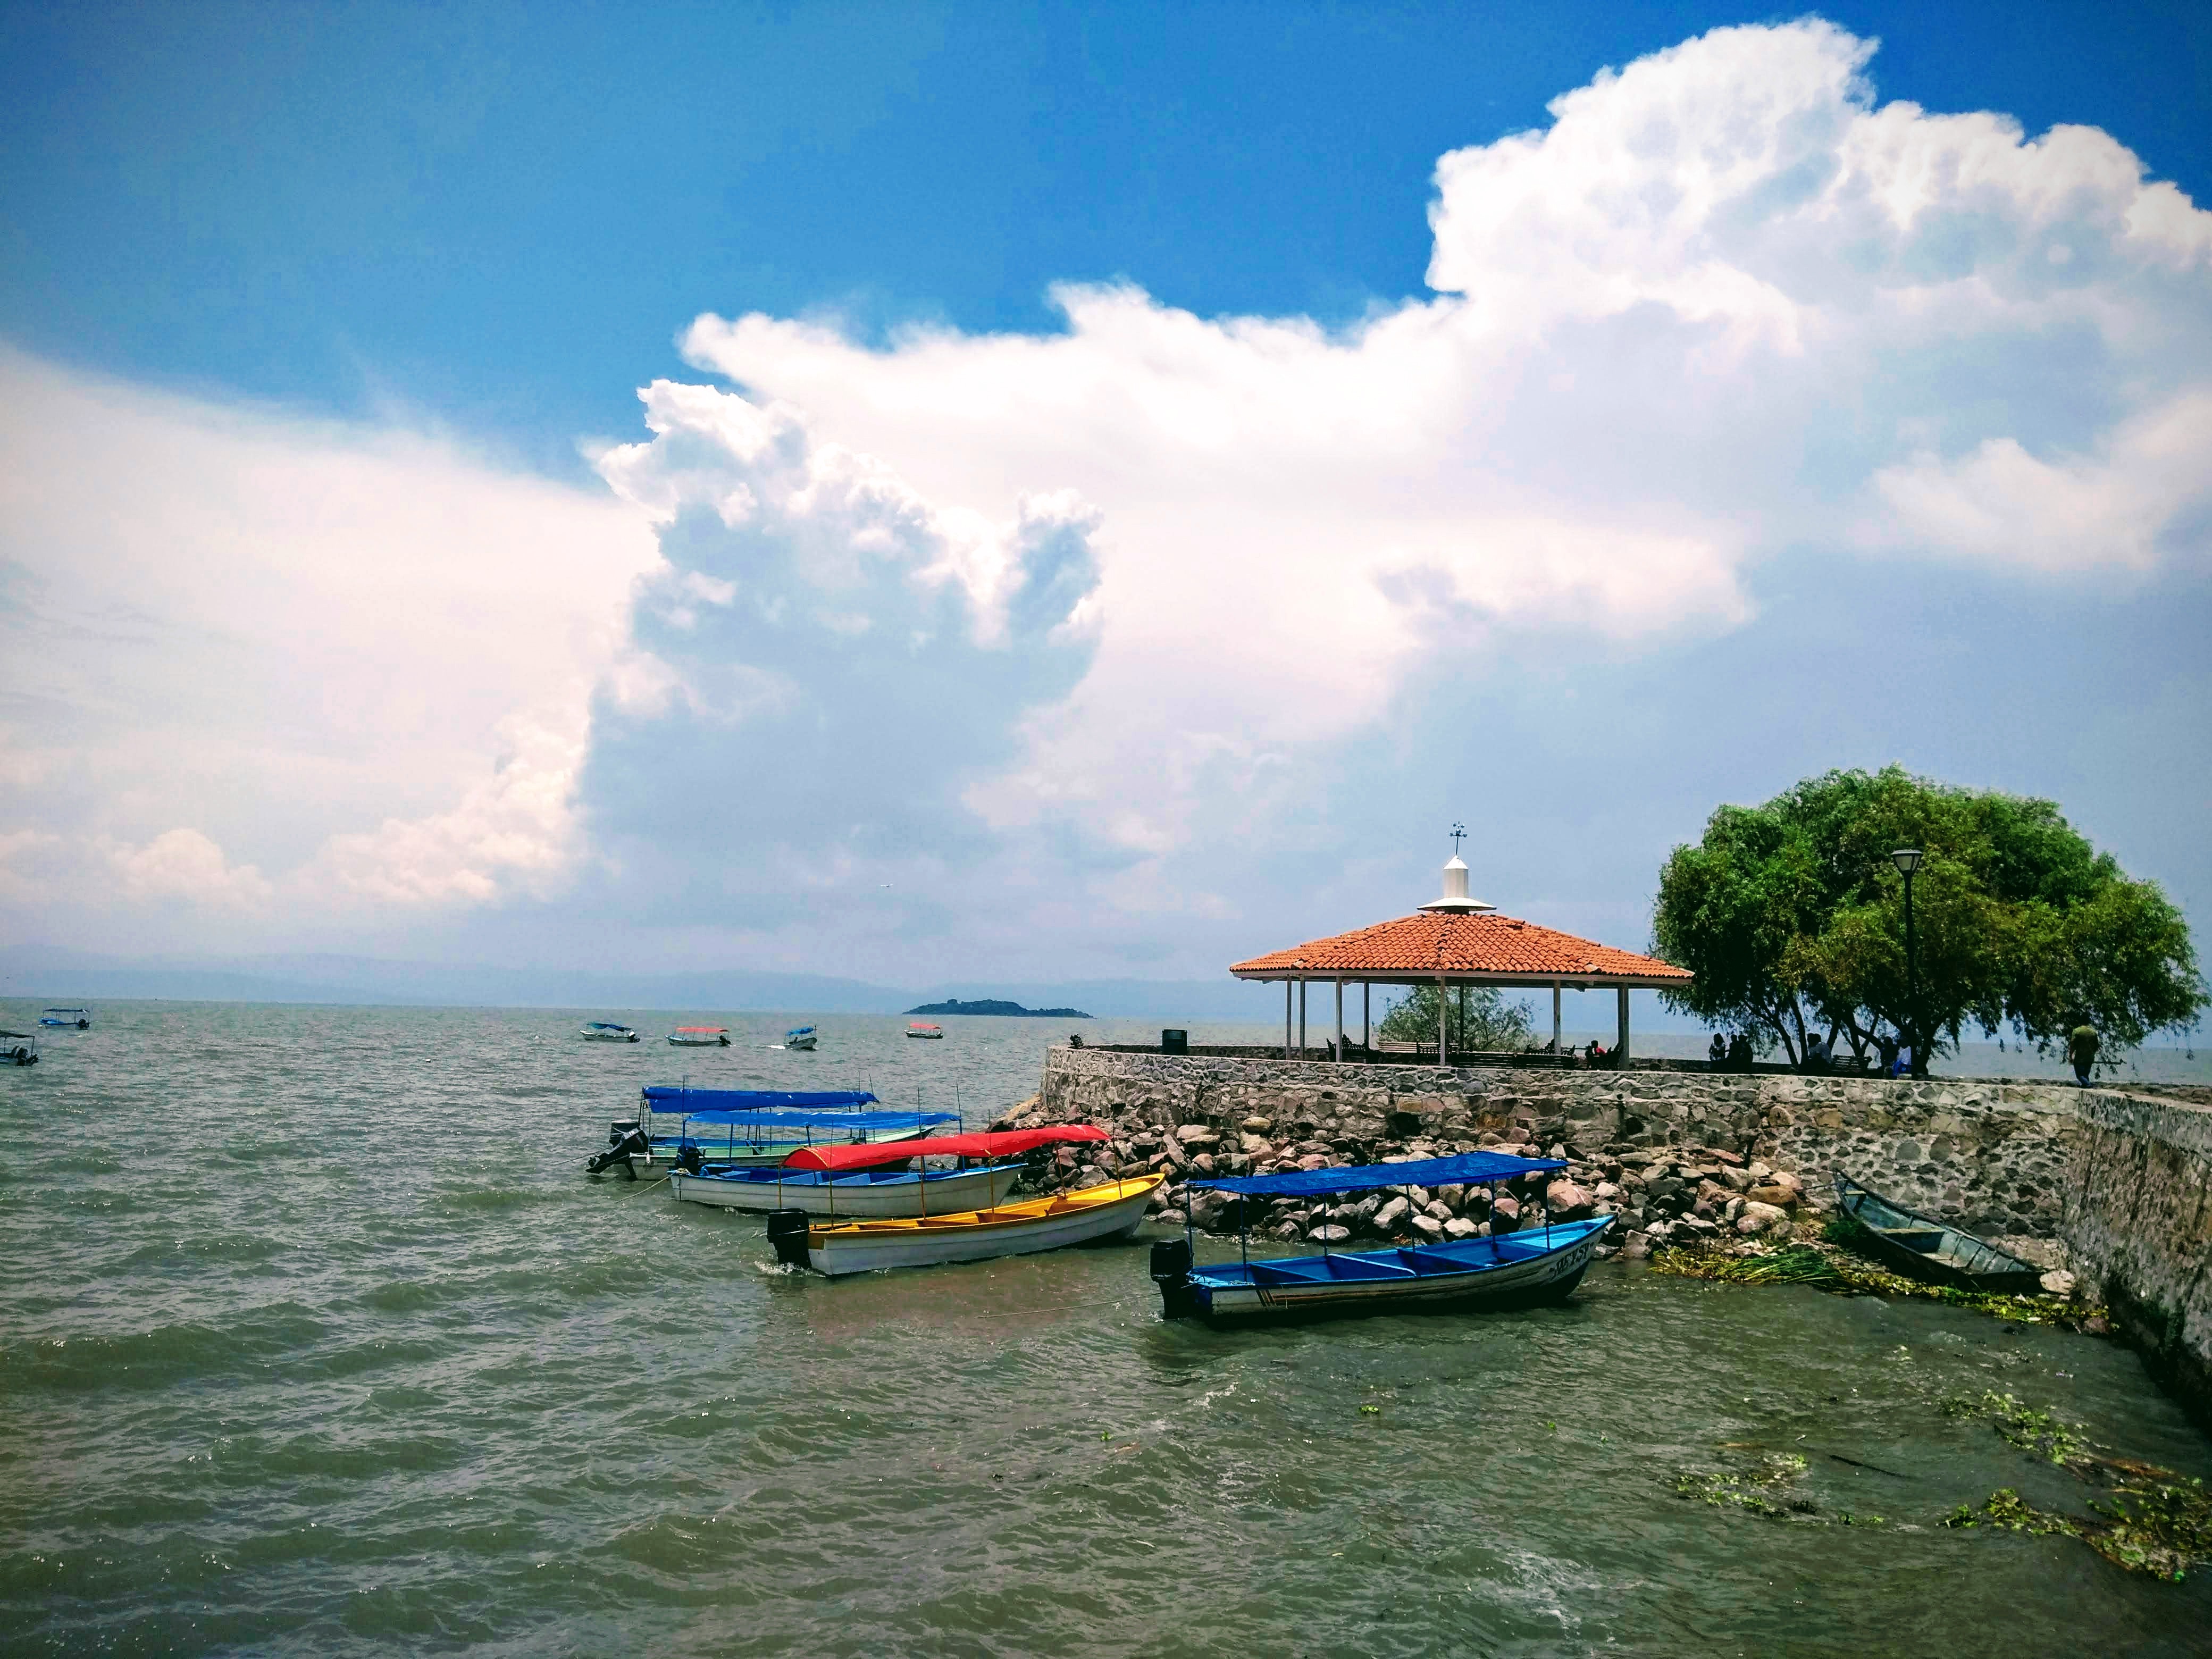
[3,1001,2206,1656]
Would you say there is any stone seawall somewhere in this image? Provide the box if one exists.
[1041,1045,2086,1235]
[2067,1092,2212,1427]
[1032,1045,2211,1429]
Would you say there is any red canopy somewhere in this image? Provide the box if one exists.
[781,1125,1107,1172]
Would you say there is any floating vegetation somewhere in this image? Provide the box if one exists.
[1648,1238,2105,1330]
[1674,1452,1815,1519]
[1940,1392,2212,1581]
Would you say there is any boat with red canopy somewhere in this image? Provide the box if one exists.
[765,1127,1160,1276]
[669,1126,1100,1219]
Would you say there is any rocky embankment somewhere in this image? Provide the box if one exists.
[991,1097,1813,1258]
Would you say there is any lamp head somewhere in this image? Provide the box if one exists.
[1890,847,1924,876]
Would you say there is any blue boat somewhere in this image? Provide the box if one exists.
[586,1087,959,1177]
[39,1007,91,1029]
[1150,1150,1612,1324]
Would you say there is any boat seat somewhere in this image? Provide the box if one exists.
[1249,1261,1330,1285]
[1318,1255,1414,1280]
[1887,1228,1946,1254]
[1396,1247,1479,1273]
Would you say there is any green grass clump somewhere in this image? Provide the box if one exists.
[1674,1452,1815,1520]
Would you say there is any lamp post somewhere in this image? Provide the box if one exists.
[1891,848,1924,1078]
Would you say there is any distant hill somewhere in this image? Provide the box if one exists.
[903,998,1093,1019]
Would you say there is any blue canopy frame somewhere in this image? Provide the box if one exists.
[641,1086,884,1113]
[1184,1149,1572,1270]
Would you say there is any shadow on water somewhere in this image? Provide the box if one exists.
[1,1000,2205,1657]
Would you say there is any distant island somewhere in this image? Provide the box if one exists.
[903,998,1093,1019]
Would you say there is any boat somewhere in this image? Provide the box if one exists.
[783,1026,818,1051]
[667,1026,732,1046]
[2,1030,38,1067]
[669,1126,1099,1218]
[586,1087,957,1176]
[39,1007,91,1029]
[1150,1150,1612,1324]
[767,1142,1158,1276]
[1832,1175,2046,1293]
[581,1021,640,1043]
[906,1022,943,1040]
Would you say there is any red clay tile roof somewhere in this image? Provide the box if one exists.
[1230,911,1691,986]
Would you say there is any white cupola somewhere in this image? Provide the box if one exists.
[1418,829,1495,914]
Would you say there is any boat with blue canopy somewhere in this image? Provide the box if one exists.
[39,1007,91,1029]
[586,1087,958,1177]
[1149,1150,1612,1324]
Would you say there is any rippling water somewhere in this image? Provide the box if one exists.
[4,1001,2206,1656]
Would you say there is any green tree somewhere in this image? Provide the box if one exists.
[1377,984,1537,1051]
[1651,767,2205,1072]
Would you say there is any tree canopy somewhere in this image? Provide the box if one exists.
[1650,767,2204,1070]
[1377,984,1536,1051]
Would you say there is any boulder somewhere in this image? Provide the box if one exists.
[1272,1220,1304,1241]
[1491,1193,1521,1227]
[1746,1184,1796,1209]
[1372,1196,1412,1233]
[1192,1153,1217,1176]
[1242,1116,1273,1133]
[1545,1180,1596,1220]
[1175,1125,1219,1145]
[1735,1201,1790,1236]
[1621,1233,1653,1261]
[1719,1166,1756,1194]
[1444,1217,1482,1239]
[1410,1213,1446,1242]
[1308,1224,1352,1244]
[1297,1153,1330,1171]
[2040,1269,2078,1298]
[1423,1200,1454,1222]
[1071,1168,1111,1190]
[1156,1209,1187,1228]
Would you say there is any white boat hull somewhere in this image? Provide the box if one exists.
[1188,1222,1607,1322]
[669,1162,1023,1218]
[803,1177,1159,1276]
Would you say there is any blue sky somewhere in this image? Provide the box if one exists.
[2,3,2208,1011]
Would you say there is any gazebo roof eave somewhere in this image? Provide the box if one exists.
[1228,967,1691,990]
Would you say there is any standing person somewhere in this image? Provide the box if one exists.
[2067,1019,2101,1086]
[1709,1033,1727,1070]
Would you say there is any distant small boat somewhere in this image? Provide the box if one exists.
[2,1030,39,1067]
[581,1022,640,1043]
[906,1023,943,1040]
[1833,1176,2046,1294]
[667,1026,732,1047]
[38,1007,91,1030]
[783,1026,818,1052]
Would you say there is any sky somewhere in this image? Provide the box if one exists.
[2,1,2208,1003]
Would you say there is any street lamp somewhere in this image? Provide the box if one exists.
[1891,848,1924,1078]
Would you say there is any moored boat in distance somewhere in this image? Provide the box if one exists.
[783,1026,818,1051]
[39,1007,91,1029]
[1151,1150,1611,1323]
[2,1030,39,1066]
[905,1022,943,1040]
[1832,1175,2046,1294]
[581,1021,640,1043]
[668,1126,1094,1218]
[667,1026,732,1046]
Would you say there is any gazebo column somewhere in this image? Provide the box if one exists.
[1552,981,1562,1056]
[1437,973,1448,1066]
[1617,986,1630,1065]
[1298,980,1307,1057]
[1362,982,1370,1051]
[1334,977,1344,1062]
[1284,981,1292,1059]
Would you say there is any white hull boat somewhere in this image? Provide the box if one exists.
[774,1174,1162,1277]
[667,1026,732,1047]
[582,1022,640,1042]
[783,1027,818,1052]
[669,1161,1026,1217]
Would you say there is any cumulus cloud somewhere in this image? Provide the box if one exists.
[661,18,2208,867]
[0,348,660,946]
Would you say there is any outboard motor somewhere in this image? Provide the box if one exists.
[677,1142,703,1175]
[1150,1236,1201,1320]
[766,1209,812,1269]
[586,1119,650,1178]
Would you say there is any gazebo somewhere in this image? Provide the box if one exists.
[1229,850,1692,1063]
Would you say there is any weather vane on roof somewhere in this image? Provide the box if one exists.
[1449,823,1466,858]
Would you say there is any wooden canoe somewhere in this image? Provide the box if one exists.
[1832,1176,2046,1294]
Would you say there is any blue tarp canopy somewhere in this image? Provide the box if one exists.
[668,1108,958,1132]
[642,1086,880,1113]
[1187,1150,1565,1197]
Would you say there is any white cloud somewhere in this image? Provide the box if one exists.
[659,18,2208,863]
[0,348,661,944]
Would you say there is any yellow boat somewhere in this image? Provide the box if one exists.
[768,1173,1164,1276]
